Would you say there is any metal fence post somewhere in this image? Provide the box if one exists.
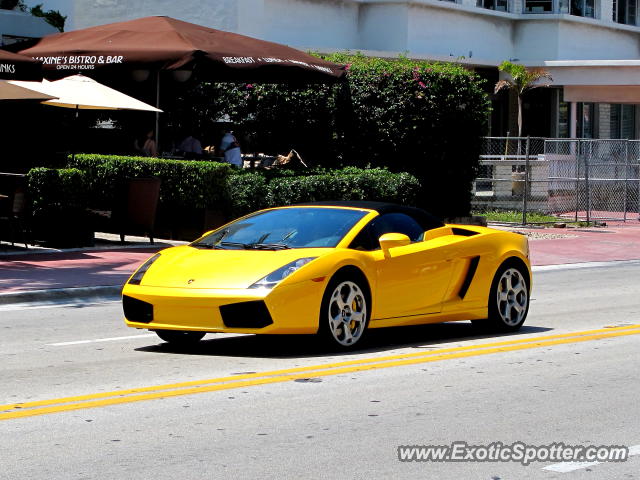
[575,139,580,222]
[624,140,629,222]
[585,141,591,223]
[523,136,530,225]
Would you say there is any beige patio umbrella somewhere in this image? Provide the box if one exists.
[9,74,161,111]
[0,80,56,101]
[9,74,161,159]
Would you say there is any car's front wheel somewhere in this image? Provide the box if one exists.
[319,276,370,349]
[155,330,206,345]
[487,263,530,331]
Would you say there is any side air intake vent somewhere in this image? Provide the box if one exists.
[451,228,479,237]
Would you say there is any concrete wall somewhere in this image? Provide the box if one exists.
[406,3,513,61]
[68,0,640,67]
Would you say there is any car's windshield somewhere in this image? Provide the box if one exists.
[192,207,369,250]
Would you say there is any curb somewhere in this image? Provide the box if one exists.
[0,285,122,306]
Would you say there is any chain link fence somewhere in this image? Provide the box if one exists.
[473,137,640,224]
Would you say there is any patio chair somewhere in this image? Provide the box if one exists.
[0,186,30,249]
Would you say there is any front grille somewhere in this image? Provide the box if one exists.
[123,295,153,323]
[219,300,273,328]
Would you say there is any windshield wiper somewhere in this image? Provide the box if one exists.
[219,241,251,249]
[191,242,224,249]
[249,242,292,250]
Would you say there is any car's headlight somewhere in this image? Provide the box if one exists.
[128,253,161,285]
[249,257,317,290]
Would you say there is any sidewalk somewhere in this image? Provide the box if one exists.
[1,223,640,305]
[503,221,640,266]
[0,233,184,305]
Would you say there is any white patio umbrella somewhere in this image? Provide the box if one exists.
[8,74,161,159]
[0,80,56,101]
[8,74,161,111]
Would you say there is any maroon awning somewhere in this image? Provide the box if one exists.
[19,16,345,82]
[0,50,42,80]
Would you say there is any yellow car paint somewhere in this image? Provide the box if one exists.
[123,205,531,337]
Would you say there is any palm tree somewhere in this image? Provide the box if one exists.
[495,61,552,138]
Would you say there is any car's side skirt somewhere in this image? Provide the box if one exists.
[369,307,487,328]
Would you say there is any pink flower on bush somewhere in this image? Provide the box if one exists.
[246,83,254,89]
[418,81,427,89]
[345,63,352,71]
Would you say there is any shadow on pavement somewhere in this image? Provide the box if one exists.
[135,322,553,359]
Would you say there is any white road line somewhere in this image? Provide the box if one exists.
[0,299,119,312]
[533,260,640,272]
[47,334,157,346]
[543,444,640,473]
[543,461,600,473]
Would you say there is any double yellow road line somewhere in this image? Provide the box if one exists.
[2,324,640,421]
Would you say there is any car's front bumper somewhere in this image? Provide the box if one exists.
[122,279,325,335]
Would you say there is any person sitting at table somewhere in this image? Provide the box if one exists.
[134,129,158,157]
[220,129,242,168]
[177,132,203,159]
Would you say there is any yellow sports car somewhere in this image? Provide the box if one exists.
[123,202,531,349]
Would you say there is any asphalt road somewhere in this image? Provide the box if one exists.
[2,261,640,479]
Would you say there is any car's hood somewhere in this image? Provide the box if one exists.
[139,245,330,289]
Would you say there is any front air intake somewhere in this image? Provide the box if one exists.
[219,301,273,328]
[123,295,153,323]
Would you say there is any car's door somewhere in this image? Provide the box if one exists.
[350,213,456,319]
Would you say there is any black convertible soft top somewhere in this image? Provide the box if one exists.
[294,201,444,231]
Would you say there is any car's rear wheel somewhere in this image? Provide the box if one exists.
[479,263,530,332]
[319,276,370,349]
[155,330,206,345]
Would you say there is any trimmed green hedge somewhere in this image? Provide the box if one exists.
[226,167,421,217]
[27,167,94,247]
[68,154,232,210]
[63,155,421,218]
[28,167,87,212]
[27,156,423,243]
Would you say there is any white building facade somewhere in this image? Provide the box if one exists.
[0,7,57,46]
[63,0,640,139]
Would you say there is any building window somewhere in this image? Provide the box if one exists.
[610,104,636,139]
[477,0,510,11]
[613,0,637,25]
[524,0,553,12]
[577,103,595,138]
[556,89,570,138]
[524,0,595,16]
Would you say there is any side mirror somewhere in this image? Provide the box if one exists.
[379,232,410,257]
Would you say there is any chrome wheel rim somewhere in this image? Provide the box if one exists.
[328,281,367,346]
[496,268,528,326]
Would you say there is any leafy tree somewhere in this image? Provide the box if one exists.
[30,3,66,32]
[167,53,490,216]
[0,0,26,10]
[494,60,552,137]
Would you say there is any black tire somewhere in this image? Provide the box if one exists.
[318,273,371,349]
[475,261,530,332]
[155,330,206,345]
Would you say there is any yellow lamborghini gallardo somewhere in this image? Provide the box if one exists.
[122,202,531,349]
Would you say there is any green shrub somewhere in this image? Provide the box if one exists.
[27,167,93,247]
[28,167,87,212]
[227,167,421,217]
[68,154,232,209]
[171,53,489,217]
[225,172,269,216]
